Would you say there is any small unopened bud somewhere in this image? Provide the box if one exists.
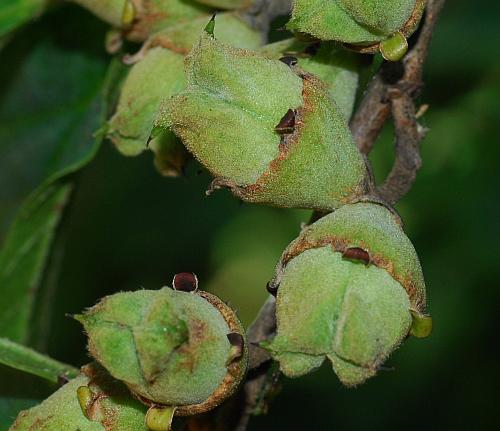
[146,406,176,431]
[410,309,433,338]
[121,0,135,26]
[76,385,94,419]
[380,32,409,62]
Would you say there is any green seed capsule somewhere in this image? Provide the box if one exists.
[76,286,248,416]
[159,31,370,210]
[107,13,262,175]
[287,0,426,60]
[265,202,430,386]
[10,363,148,431]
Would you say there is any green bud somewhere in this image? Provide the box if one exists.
[10,363,148,430]
[259,39,363,120]
[70,0,211,42]
[159,33,370,210]
[379,32,409,62]
[410,309,433,338]
[145,406,175,431]
[107,13,262,175]
[77,285,248,416]
[266,202,430,386]
[287,0,426,60]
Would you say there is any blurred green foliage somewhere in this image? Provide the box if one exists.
[0,0,499,429]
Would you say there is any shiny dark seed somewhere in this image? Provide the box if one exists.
[279,56,298,67]
[172,272,198,292]
[275,109,296,134]
[342,247,370,265]
[266,281,278,296]
[227,332,244,348]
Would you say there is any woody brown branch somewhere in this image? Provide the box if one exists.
[351,0,446,204]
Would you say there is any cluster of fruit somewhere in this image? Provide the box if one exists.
[11,1,431,430]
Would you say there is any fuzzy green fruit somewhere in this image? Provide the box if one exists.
[107,13,261,175]
[77,284,248,416]
[288,0,426,60]
[69,0,211,41]
[266,202,430,385]
[10,363,148,431]
[159,31,370,210]
[259,39,362,120]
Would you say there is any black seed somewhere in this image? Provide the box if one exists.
[172,272,198,292]
[279,56,298,67]
[266,281,278,296]
[342,247,370,265]
[275,109,296,134]
[227,332,244,348]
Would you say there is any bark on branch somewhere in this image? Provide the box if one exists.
[351,0,446,203]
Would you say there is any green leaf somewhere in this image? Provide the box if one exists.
[0,183,71,342]
[0,337,78,383]
[0,9,116,343]
[0,0,46,40]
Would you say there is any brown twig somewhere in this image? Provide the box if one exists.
[351,0,445,203]
[377,89,426,204]
[350,73,392,155]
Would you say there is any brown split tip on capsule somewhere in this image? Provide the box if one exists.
[275,109,296,135]
[279,56,298,67]
[172,272,199,292]
[342,247,370,265]
[266,281,279,297]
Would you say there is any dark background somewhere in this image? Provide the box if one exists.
[1,0,499,429]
